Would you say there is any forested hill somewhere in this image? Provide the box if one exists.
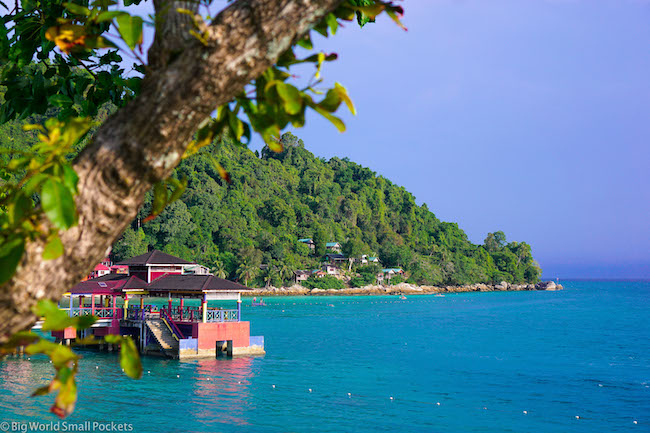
[110,133,541,287]
[0,118,540,286]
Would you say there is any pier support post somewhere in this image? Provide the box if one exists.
[237,299,241,322]
[123,294,129,320]
[202,294,207,323]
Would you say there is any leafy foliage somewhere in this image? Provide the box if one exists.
[108,132,541,287]
[301,275,346,290]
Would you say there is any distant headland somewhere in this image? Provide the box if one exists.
[246,280,563,297]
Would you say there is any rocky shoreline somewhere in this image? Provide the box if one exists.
[244,281,562,297]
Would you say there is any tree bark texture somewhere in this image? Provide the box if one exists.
[0,0,345,343]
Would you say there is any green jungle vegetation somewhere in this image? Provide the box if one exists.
[1,121,541,288]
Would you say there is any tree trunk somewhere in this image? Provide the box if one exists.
[0,0,345,343]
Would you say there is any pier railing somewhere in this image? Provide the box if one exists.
[206,309,238,323]
[126,305,154,321]
[160,310,184,339]
[67,307,121,320]
[124,305,238,323]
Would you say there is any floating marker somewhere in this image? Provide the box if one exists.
[482,407,487,410]
[272,384,276,388]
[207,378,211,381]
[96,366,99,369]
[147,371,150,374]
[598,384,603,387]
[390,397,394,400]
[523,411,527,414]
[436,402,441,406]
[348,392,351,397]
[177,375,180,378]
[633,421,638,425]
[309,389,312,392]
[575,416,580,419]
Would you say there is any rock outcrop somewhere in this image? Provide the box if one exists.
[245,281,563,297]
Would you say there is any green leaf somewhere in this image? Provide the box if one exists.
[119,336,142,379]
[276,82,303,115]
[116,14,143,50]
[0,238,24,285]
[167,177,187,203]
[43,235,64,260]
[334,82,356,115]
[41,178,78,230]
[325,13,339,35]
[8,193,32,225]
[95,10,126,23]
[151,181,167,215]
[313,106,346,132]
[48,94,73,108]
[62,165,79,195]
[63,2,90,16]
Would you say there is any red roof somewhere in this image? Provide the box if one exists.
[94,264,111,271]
[116,250,194,266]
[70,275,147,295]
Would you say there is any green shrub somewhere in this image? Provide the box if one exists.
[300,275,345,290]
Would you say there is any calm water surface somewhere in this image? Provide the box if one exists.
[1,280,649,432]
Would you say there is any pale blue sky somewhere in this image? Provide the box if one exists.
[131,1,650,278]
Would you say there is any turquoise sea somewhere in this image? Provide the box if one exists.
[1,280,649,432]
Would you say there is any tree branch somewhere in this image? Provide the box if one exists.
[0,0,345,343]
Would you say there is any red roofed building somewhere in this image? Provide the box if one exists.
[88,263,111,280]
[116,250,201,283]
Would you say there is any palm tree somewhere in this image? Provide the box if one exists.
[236,261,258,287]
[277,263,292,286]
[212,260,227,279]
[263,266,278,289]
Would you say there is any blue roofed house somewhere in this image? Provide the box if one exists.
[325,242,342,253]
[298,238,315,251]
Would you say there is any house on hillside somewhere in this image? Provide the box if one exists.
[359,255,381,265]
[377,268,404,284]
[311,269,326,278]
[325,242,342,253]
[183,264,211,275]
[322,264,339,276]
[293,270,311,282]
[298,238,315,251]
[325,253,347,264]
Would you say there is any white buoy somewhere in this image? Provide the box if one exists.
[272,384,275,388]
[177,375,180,378]
[523,411,527,414]
[598,384,603,387]
[96,366,99,369]
[390,397,394,400]
[309,389,312,392]
[436,402,441,406]
[575,416,580,419]
[147,371,150,374]
[348,392,351,397]
[207,378,211,381]
[483,407,487,410]
[633,421,638,425]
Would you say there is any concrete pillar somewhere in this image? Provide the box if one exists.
[202,294,207,323]
[237,300,242,322]
[140,297,144,308]
[91,295,95,315]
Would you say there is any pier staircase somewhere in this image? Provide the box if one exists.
[145,319,179,358]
